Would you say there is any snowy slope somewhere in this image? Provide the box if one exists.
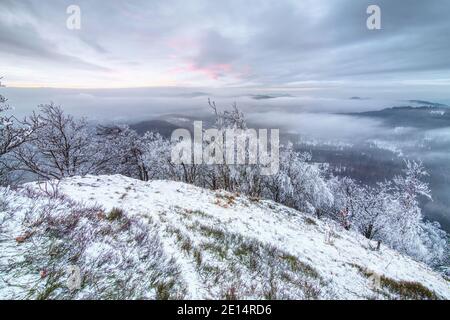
[1,175,449,300]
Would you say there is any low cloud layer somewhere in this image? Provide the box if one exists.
[0,86,423,147]
[0,86,411,122]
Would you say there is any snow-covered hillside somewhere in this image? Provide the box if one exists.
[1,175,449,300]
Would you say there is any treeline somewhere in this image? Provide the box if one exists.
[0,93,448,268]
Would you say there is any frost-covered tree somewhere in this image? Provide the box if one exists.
[96,125,148,180]
[264,142,332,214]
[328,161,447,265]
[13,104,108,180]
[0,83,38,184]
[352,183,387,240]
[385,161,431,253]
[327,176,359,229]
[0,91,35,157]
[328,177,387,236]
[420,220,448,267]
[141,131,172,180]
[380,160,443,262]
[206,99,252,192]
[170,101,333,210]
[96,125,172,181]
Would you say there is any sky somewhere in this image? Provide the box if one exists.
[1,0,450,93]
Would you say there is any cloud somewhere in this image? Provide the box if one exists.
[194,30,239,67]
[0,1,111,73]
[0,0,449,90]
[0,23,110,72]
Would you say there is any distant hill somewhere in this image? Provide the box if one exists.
[408,100,449,108]
[348,106,450,129]
[129,114,216,137]
[251,93,293,100]
[130,119,182,137]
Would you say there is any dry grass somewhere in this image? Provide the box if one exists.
[350,263,439,300]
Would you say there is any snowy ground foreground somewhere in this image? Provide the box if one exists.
[1,174,449,299]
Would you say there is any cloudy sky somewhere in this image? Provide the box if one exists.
[1,0,450,92]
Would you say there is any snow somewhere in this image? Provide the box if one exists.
[1,174,449,299]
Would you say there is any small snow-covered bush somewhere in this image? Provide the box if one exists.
[107,207,124,221]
